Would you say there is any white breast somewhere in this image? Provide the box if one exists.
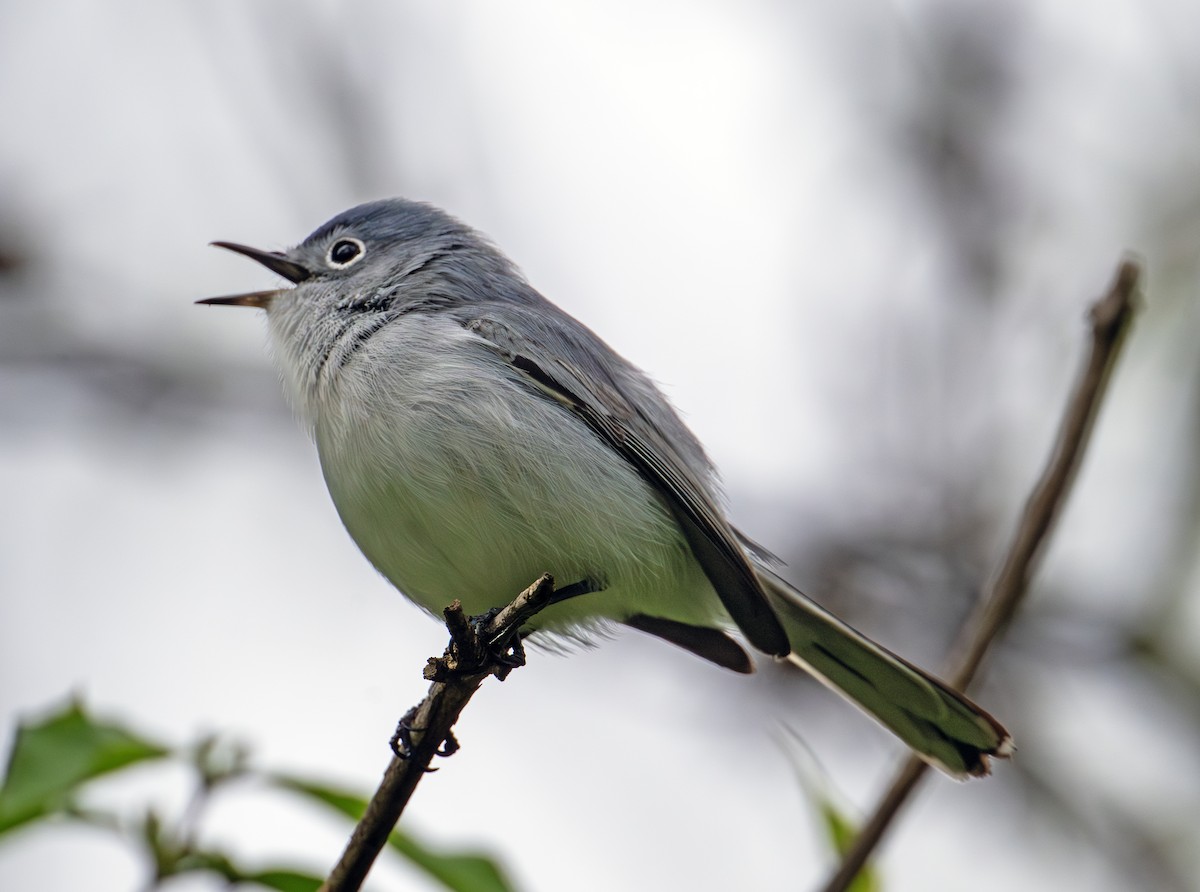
[301,314,724,636]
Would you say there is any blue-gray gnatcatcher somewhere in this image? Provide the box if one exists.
[199,198,1011,777]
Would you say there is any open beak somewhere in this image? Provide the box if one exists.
[196,241,311,309]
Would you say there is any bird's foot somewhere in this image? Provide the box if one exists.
[389,706,456,768]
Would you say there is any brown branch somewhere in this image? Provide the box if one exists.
[818,259,1141,892]
[319,573,557,892]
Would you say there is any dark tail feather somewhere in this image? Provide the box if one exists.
[625,614,754,674]
[759,570,1012,778]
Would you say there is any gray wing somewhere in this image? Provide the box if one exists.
[457,304,789,657]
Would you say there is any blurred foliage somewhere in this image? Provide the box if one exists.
[782,729,881,892]
[0,699,169,835]
[769,6,1200,891]
[276,777,517,892]
[0,699,518,892]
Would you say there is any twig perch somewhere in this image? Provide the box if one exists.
[319,573,557,892]
[817,259,1141,892]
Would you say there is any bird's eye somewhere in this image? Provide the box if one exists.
[327,237,365,269]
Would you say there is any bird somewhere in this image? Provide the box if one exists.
[199,198,1011,778]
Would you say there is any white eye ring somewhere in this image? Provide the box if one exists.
[326,237,366,269]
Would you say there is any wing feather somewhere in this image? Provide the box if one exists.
[461,309,789,656]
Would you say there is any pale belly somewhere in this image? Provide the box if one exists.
[312,333,726,637]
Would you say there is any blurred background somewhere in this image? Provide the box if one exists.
[2,1,1198,890]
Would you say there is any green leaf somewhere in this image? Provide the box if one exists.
[238,868,325,892]
[169,848,325,892]
[777,727,882,892]
[274,775,518,892]
[818,800,858,858]
[0,698,169,834]
[386,830,516,892]
[816,802,880,892]
[274,776,368,822]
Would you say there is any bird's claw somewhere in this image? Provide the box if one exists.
[390,706,456,770]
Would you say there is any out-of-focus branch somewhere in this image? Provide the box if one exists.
[818,259,1142,892]
[320,574,557,892]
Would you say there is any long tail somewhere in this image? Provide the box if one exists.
[758,569,1013,778]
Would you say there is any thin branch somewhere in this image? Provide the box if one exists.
[818,259,1141,892]
[320,574,558,892]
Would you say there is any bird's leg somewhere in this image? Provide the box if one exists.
[470,578,602,678]
[459,606,525,678]
[548,577,604,605]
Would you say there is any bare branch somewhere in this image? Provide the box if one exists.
[818,259,1141,892]
[319,574,557,892]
